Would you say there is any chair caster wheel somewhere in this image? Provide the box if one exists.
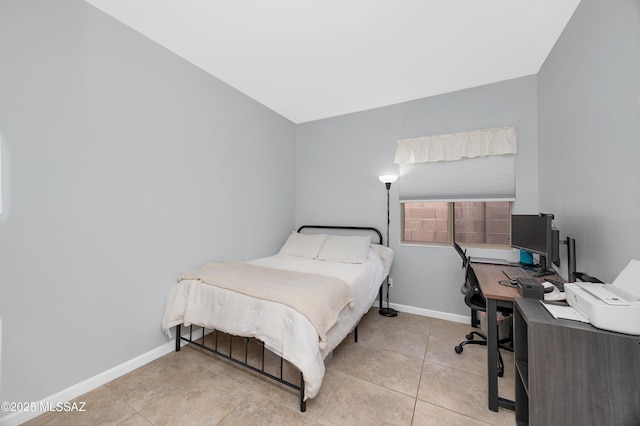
[455,345,463,354]
[466,333,474,340]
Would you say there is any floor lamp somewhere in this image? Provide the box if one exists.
[378,175,398,317]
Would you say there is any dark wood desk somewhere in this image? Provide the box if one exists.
[514,297,640,425]
[471,263,520,412]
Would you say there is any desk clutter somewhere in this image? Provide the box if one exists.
[501,255,640,335]
[516,276,545,299]
[514,277,565,300]
[542,259,640,335]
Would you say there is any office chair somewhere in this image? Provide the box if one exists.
[452,243,513,376]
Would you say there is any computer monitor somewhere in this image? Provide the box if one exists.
[511,214,560,275]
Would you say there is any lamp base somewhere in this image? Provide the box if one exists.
[378,307,398,317]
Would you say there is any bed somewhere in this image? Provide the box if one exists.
[161,225,393,411]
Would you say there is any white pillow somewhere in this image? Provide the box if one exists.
[317,235,371,263]
[278,232,328,258]
[369,244,394,277]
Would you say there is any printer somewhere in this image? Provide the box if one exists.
[565,259,640,335]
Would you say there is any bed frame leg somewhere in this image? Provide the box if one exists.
[175,324,181,352]
[300,373,306,412]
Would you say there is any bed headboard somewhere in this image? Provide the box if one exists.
[297,225,383,245]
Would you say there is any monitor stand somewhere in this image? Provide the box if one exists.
[534,255,555,277]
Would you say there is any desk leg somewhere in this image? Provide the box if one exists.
[487,298,499,412]
[486,298,516,413]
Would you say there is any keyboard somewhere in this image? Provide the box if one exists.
[501,266,533,280]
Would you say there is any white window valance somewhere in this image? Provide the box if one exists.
[394,126,517,165]
[395,126,517,202]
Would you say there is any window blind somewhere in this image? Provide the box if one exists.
[398,155,515,202]
[395,126,516,202]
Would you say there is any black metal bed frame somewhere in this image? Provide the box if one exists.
[173,225,383,413]
[175,324,310,411]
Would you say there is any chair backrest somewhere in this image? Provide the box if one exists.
[461,261,487,312]
[452,242,469,269]
[453,242,487,311]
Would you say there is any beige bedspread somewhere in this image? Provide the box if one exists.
[178,261,354,348]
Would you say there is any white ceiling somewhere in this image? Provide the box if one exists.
[84,0,581,124]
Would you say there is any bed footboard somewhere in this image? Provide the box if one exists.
[175,324,307,412]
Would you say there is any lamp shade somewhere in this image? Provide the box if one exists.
[378,175,398,184]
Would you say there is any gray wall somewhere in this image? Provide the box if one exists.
[296,76,539,317]
[0,0,295,408]
[537,0,640,281]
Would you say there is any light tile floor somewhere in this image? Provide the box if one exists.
[26,309,516,425]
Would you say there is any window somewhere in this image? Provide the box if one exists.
[402,201,511,246]
[395,126,517,247]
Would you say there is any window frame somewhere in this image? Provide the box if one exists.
[400,201,512,248]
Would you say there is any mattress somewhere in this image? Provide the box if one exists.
[161,246,388,399]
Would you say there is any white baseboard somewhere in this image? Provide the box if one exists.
[390,302,470,324]
[0,329,202,426]
[369,299,470,324]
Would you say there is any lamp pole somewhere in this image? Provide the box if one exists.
[378,176,398,317]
